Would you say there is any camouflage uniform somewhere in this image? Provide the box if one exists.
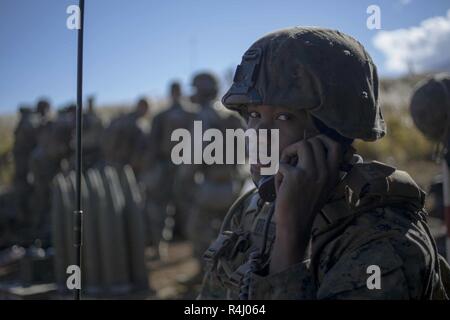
[200,158,449,299]
[199,27,450,299]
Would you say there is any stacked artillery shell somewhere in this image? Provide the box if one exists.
[50,173,71,292]
[83,169,102,294]
[50,165,148,297]
[120,165,148,291]
[99,165,130,294]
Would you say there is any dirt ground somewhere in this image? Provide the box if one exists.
[147,241,202,300]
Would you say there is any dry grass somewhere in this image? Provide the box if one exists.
[0,116,15,187]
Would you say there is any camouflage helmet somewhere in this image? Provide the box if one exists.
[191,72,219,102]
[222,27,385,141]
[410,74,450,142]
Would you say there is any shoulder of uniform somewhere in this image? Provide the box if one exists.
[317,208,439,299]
[317,237,403,298]
[345,161,426,210]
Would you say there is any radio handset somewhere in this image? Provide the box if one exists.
[257,155,298,203]
[257,175,276,202]
[256,141,352,203]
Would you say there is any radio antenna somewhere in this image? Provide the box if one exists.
[74,0,85,301]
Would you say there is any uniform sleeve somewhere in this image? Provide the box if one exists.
[249,236,429,300]
[317,238,414,300]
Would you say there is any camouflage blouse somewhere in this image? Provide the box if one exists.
[198,160,450,300]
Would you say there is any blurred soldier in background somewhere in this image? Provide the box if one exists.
[178,72,245,284]
[28,104,75,246]
[142,82,195,248]
[83,96,104,169]
[11,105,40,245]
[11,99,55,246]
[13,99,51,200]
[102,98,150,174]
[12,107,37,184]
[36,99,51,124]
[410,74,450,151]
[410,73,450,259]
[7,99,76,247]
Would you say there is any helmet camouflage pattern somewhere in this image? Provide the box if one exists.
[222,26,385,141]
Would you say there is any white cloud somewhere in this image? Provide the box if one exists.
[373,10,450,74]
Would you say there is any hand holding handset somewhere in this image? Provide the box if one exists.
[257,135,353,203]
[258,154,298,202]
[257,175,277,202]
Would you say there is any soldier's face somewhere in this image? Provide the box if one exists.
[171,86,181,100]
[137,102,149,117]
[246,104,319,182]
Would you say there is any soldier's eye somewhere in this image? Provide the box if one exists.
[276,113,291,121]
[249,111,260,119]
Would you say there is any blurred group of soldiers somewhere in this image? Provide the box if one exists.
[142,76,245,262]
[5,71,247,289]
[11,100,77,248]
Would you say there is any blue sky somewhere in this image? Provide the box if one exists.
[0,0,449,114]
